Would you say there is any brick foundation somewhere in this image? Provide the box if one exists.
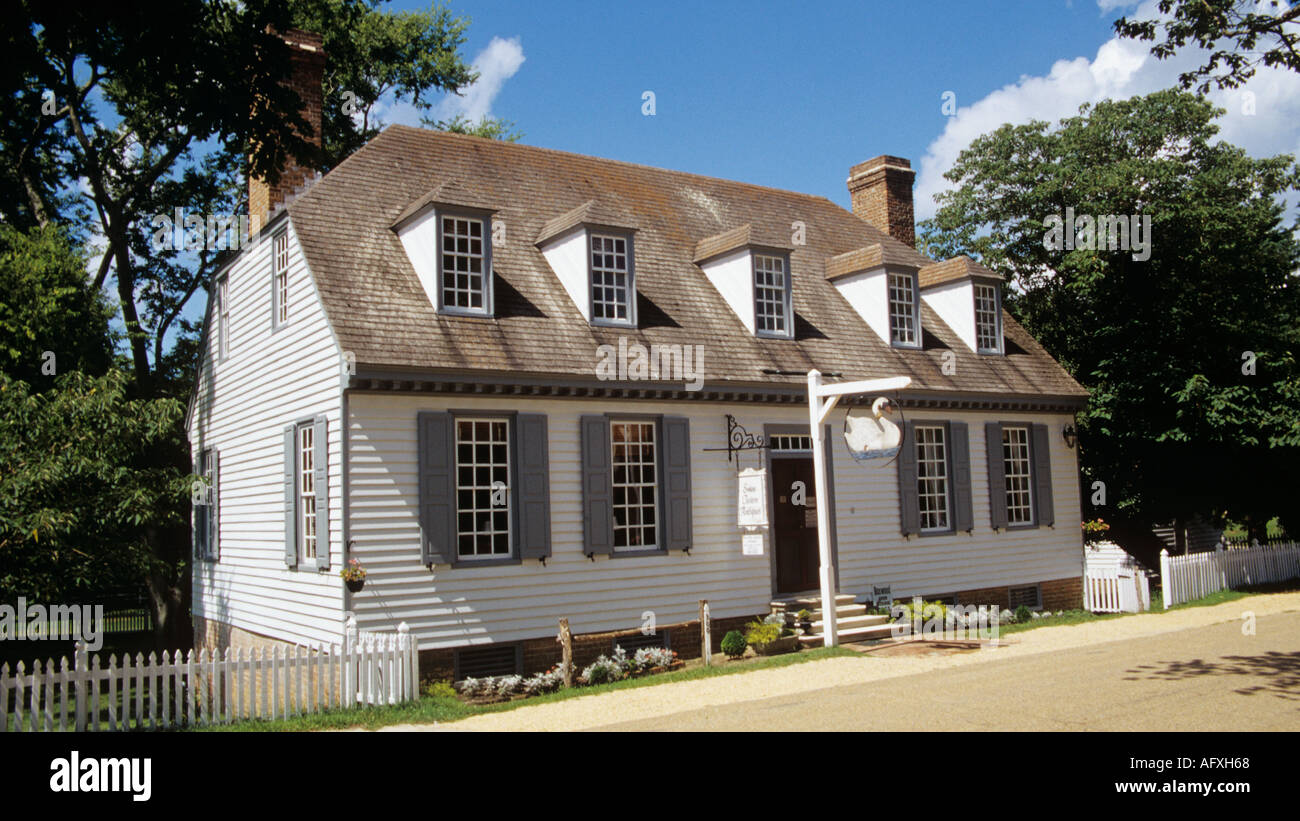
[193,613,299,655]
[932,576,1083,612]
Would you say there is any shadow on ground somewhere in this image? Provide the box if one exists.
[1124,651,1300,701]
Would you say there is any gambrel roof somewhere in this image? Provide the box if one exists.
[285,124,1086,402]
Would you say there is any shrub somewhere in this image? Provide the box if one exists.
[632,646,676,671]
[456,677,482,697]
[422,679,457,699]
[744,620,782,645]
[522,666,565,696]
[581,651,630,685]
[495,675,524,697]
[1014,604,1032,623]
[720,630,747,658]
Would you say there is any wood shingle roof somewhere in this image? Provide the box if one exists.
[285,125,1086,401]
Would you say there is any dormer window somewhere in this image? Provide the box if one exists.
[440,214,490,314]
[753,253,793,338]
[974,282,1002,354]
[589,233,635,325]
[888,271,919,346]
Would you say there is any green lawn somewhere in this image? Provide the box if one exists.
[194,646,860,732]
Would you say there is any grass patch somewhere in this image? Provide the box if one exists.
[194,645,860,732]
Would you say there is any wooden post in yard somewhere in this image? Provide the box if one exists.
[699,600,711,666]
[557,618,573,688]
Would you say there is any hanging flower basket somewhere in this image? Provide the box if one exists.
[341,558,367,593]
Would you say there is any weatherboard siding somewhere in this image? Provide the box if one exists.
[348,394,1083,648]
[189,220,345,647]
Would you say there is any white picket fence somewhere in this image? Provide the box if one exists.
[0,615,417,732]
[1084,541,1151,613]
[1160,541,1300,608]
[1084,565,1151,613]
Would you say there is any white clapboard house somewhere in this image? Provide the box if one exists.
[187,37,1088,678]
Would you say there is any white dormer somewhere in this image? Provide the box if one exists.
[694,225,794,340]
[918,256,1005,354]
[393,181,497,316]
[826,244,921,348]
[536,200,639,327]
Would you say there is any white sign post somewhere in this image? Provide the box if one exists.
[807,370,911,646]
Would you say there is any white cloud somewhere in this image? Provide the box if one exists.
[916,0,1300,219]
[432,36,525,123]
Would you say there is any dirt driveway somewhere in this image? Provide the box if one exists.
[375,592,1300,732]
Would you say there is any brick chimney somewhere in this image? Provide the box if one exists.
[249,29,324,235]
[847,155,916,247]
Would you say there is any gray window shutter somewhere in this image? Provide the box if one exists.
[985,422,1008,530]
[193,453,208,559]
[313,415,329,570]
[417,412,456,566]
[516,413,551,560]
[210,450,220,560]
[284,425,297,567]
[661,416,692,552]
[897,421,920,536]
[1031,423,1055,527]
[949,423,973,532]
[580,415,614,556]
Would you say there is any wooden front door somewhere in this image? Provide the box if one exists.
[771,456,820,594]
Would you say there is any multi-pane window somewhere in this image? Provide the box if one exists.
[195,448,215,558]
[753,254,789,336]
[770,434,813,452]
[590,234,631,323]
[455,419,511,559]
[217,277,229,360]
[440,216,487,311]
[298,423,316,561]
[611,421,657,550]
[274,231,289,325]
[974,283,1000,353]
[1002,426,1035,525]
[915,425,950,532]
[888,272,917,345]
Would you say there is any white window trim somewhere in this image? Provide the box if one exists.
[753,252,793,339]
[437,212,493,316]
[588,232,637,327]
[454,416,513,561]
[1002,425,1035,527]
[272,231,290,329]
[974,282,1002,354]
[611,419,659,552]
[915,424,951,533]
[217,276,229,361]
[297,422,316,562]
[888,270,920,347]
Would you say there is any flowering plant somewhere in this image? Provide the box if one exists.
[1082,518,1110,543]
[340,558,367,582]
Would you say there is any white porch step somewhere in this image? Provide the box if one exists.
[811,613,889,632]
[798,621,900,645]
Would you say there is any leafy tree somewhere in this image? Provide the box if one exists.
[0,223,115,384]
[0,370,189,643]
[1114,0,1300,92]
[425,113,523,142]
[918,90,1300,545]
[2,1,494,647]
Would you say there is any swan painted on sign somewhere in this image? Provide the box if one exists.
[843,396,901,462]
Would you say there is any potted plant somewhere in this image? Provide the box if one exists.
[745,616,799,655]
[796,608,813,634]
[340,558,367,592]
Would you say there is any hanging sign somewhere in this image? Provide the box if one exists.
[742,532,765,556]
[737,468,768,528]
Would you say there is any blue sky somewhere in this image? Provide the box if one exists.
[383,0,1300,219]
